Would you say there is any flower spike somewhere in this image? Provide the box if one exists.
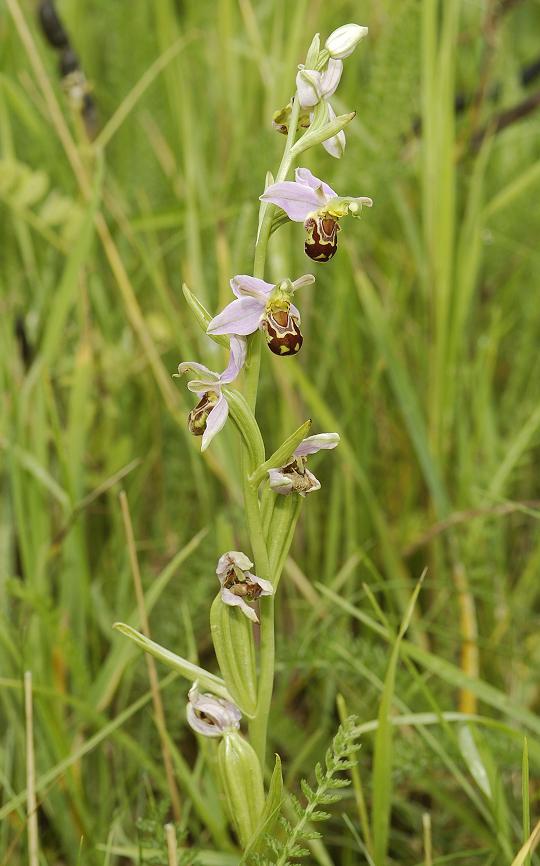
[261,168,372,263]
[176,335,246,450]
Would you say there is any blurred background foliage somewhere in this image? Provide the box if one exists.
[1,0,540,863]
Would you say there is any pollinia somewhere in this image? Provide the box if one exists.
[116,21,372,858]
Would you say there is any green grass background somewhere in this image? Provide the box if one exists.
[1,0,540,863]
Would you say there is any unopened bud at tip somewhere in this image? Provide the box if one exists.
[325,24,368,60]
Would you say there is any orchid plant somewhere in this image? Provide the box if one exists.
[115,21,371,859]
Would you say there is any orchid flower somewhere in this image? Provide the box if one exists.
[176,335,246,451]
[216,551,273,623]
[261,168,372,263]
[207,274,315,356]
[186,683,242,738]
[268,432,340,496]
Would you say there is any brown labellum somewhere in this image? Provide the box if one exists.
[262,309,303,356]
[223,568,262,600]
[272,458,320,495]
[304,215,340,263]
[188,391,218,436]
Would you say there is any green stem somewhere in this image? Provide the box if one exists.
[253,95,301,284]
[245,94,301,768]
[244,466,273,766]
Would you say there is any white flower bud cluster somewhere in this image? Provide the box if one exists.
[295,23,368,159]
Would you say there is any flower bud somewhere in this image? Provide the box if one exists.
[325,24,368,59]
[296,67,322,109]
[187,391,219,436]
[261,306,303,356]
[304,214,340,262]
[186,683,241,738]
[217,731,265,848]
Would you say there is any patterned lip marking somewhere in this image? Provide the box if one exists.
[262,309,303,356]
[304,215,339,262]
[188,391,219,435]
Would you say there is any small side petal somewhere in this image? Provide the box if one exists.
[201,395,229,451]
[348,197,374,214]
[260,181,320,222]
[207,297,264,336]
[295,432,340,457]
[291,273,315,292]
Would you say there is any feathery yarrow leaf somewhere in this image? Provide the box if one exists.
[267,715,362,865]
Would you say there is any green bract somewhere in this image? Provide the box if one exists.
[217,731,266,848]
[210,595,258,718]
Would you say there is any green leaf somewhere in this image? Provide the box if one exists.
[290,111,355,158]
[241,754,283,863]
[458,724,492,799]
[112,623,233,701]
[182,283,228,347]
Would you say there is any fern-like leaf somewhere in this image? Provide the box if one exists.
[266,715,362,866]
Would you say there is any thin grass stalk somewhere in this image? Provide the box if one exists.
[24,671,39,866]
[119,491,182,821]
